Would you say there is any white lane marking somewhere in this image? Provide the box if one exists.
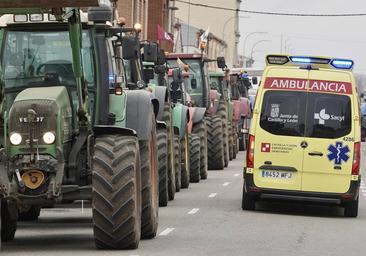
[187,208,200,215]
[222,182,231,186]
[362,189,366,193]
[208,193,217,198]
[234,173,240,177]
[159,228,175,236]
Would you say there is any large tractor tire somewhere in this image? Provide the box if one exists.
[18,206,41,221]
[180,132,190,189]
[228,124,234,161]
[139,115,159,239]
[157,128,169,207]
[163,104,176,201]
[218,102,229,167]
[189,134,201,183]
[173,135,181,192]
[1,200,17,243]
[192,121,208,179]
[207,115,225,170]
[92,135,141,249]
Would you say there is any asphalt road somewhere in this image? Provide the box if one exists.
[2,148,366,256]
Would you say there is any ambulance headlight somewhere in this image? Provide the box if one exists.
[43,132,56,144]
[10,133,22,145]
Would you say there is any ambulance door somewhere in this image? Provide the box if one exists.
[253,69,308,191]
[301,70,354,193]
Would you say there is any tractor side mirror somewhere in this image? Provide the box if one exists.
[156,48,167,65]
[217,57,226,69]
[191,78,197,90]
[252,76,258,85]
[143,43,158,63]
[122,36,139,60]
[143,68,155,83]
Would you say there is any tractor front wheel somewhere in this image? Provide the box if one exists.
[157,128,169,207]
[92,135,141,249]
[207,115,225,170]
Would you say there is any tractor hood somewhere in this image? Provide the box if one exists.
[8,86,72,152]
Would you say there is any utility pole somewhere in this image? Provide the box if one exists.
[280,34,283,53]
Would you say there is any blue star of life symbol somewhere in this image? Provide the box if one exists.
[327,142,350,165]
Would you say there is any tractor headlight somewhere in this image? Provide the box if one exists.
[43,132,56,144]
[10,133,22,145]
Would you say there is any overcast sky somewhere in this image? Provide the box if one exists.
[239,0,366,74]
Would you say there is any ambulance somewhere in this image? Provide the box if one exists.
[243,55,361,217]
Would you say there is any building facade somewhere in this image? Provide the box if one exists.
[174,0,241,67]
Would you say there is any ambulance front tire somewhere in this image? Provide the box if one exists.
[241,181,256,211]
[344,197,358,217]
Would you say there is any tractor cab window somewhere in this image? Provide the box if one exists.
[2,30,95,90]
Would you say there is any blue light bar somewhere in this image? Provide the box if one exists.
[290,56,330,65]
[331,59,354,69]
[290,57,312,63]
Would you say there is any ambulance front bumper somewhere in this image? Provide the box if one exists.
[244,171,360,204]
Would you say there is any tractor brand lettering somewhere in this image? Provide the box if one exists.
[264,77,352,95]
[19,117,44,123]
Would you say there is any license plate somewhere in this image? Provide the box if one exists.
[261,170,293,179]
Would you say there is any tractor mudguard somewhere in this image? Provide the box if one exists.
[208,90,221,115]
[153,86,168,121]
[188,107,206,134]
[172,104,189,140]
[125,90,155,141]
[93,125,137,137]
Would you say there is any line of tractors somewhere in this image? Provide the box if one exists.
[0,0,255,250]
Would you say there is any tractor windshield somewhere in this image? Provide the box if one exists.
[167,59,203,95]
[2,30,95,90]
[210,76,223,94]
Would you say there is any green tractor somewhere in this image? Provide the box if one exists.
[209,71,237,162]
[166,68,205,183]
[143,51,190,207]
[0,1,159,249]
[166,54,227,171]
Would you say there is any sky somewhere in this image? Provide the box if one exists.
[239,0,366,74]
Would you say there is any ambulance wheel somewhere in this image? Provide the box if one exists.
[241,182,256,211]
[344,197,358,217]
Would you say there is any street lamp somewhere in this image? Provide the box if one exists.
[222,16,249,40]
[242,32,267,60]
[246,39,271,67]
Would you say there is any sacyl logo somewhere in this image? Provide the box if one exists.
[314,109,330,125]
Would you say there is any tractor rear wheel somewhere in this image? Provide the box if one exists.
[163,104,176,201]
[180,132,190,189]
[189,134,201,183]
[92,135,141,249]
[192,121,208,179]
[1,200,17,243]
[207,115,225,170]
[228,124,234,161]
[174,135,181,192]
[157,128,168,207]
[140,115,159,239]
[18,206,41,221]
[218,102,229,167]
